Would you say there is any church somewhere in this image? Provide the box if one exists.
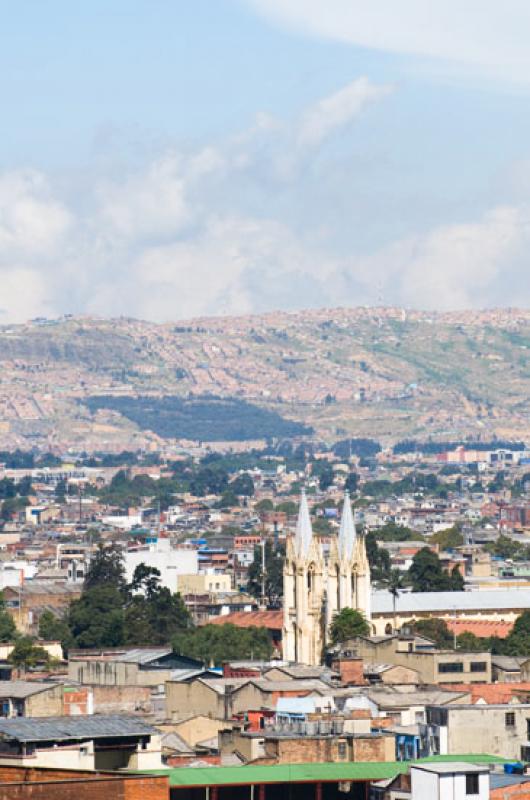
[282,490,371,665]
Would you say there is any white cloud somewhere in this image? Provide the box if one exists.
[244,0,530,82]
[296,78,391,151]
[351,206,530,309]
[1,74,529,323]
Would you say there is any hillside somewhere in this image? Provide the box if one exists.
[1,307,530,451]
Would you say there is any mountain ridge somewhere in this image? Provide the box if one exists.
[0,306,529,451]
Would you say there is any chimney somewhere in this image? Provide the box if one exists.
[334,657,366,686]
[224,684,234,719]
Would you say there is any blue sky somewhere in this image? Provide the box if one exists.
[1,0,530,321]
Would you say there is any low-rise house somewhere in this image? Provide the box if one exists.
[0,681,64,718]
[0,714,163,770]
[165,676,333,721]
[68,647,204,688]
[219,713,395,765]
[421,703,530,760]
[340,635,492,685]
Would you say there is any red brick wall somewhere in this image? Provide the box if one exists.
[0,767,168,800]
[334,658,365,685]
[491,784,530,799]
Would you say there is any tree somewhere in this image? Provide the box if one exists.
[385,569,406,633]
[344,472,359,494]
[172,624,272,664]
[408,548,464,592]
[276,501,297,514]
[504,610,530,656]
[123,564,192,646]
[255,498,273,512]
[456,632,484,652]
[0,594,17,642]
[410,618,453,649]
[38,610,72,649]
[67,586,125,648]
[375,522,423,542]
[430,526,464,551]
[318,466,334,492]
[9,637,50,671]
[84,544,126,592]
[55,479,67,503]
[365,531,391,583]
[247,541,285,607]
[329,608,370,644]
[229,473,255,497]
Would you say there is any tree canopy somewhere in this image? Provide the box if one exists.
[408,548,464,592]
[329,608,370,644]
[172,623,272,664]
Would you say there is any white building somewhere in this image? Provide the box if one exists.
[410,763,488,800]
[124,538,198,592]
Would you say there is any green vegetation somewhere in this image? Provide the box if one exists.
[430,525,464,550]
[172,624,272,663]
[374,522,424,542]
[366,531,391,583]
[329,608,370,643]
[410,618,454,649]
[408,548,464,592]
[8,637,53,670]
[247,541,285,606]
[84,395,311,441]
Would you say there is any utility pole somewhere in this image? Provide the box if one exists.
[260,539,266,609]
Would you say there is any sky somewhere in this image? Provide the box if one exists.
[2,0,530,322]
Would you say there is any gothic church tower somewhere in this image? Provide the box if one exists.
[283,490,371,665]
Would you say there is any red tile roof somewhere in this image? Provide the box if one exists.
[206,610,283,631]
[446,619,513,638]
[443,683,530,704]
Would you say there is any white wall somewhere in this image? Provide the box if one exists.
[411,769,489,800]
[124,543,198,591]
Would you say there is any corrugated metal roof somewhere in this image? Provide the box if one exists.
[372,589,530,614]
[0,681,62,699]
[0,715,156,742]
[145,755,510,787]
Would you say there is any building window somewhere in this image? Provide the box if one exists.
[438,662,464,673]
[337,742,347,759]
[505,712,516,728]
[470,662,487,673]
[465,773,479,795]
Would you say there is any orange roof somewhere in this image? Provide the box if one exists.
[442,683,530,704]
[446,619,513,638]
[206,610,283,631]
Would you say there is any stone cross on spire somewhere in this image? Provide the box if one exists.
[338,491,356,561]
[295,488,313,558]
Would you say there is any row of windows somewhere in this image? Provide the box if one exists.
[437,662,487,674]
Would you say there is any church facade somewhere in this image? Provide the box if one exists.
[282,491,371,665]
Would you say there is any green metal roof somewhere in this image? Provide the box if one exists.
[146,755,510,787]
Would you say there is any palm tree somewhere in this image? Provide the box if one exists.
[386,569,406,633]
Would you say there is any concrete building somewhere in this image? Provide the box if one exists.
[0,715,163,770]
[124,539,198,591]
[283,492,371,666]
[177,573,232,594]
[0,682,64,718]
[421,703,530,760]
[68,647,204,688]
[340,635,492,685]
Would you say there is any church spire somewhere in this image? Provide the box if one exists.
[295,488,313,558]
[338,491,356,561]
